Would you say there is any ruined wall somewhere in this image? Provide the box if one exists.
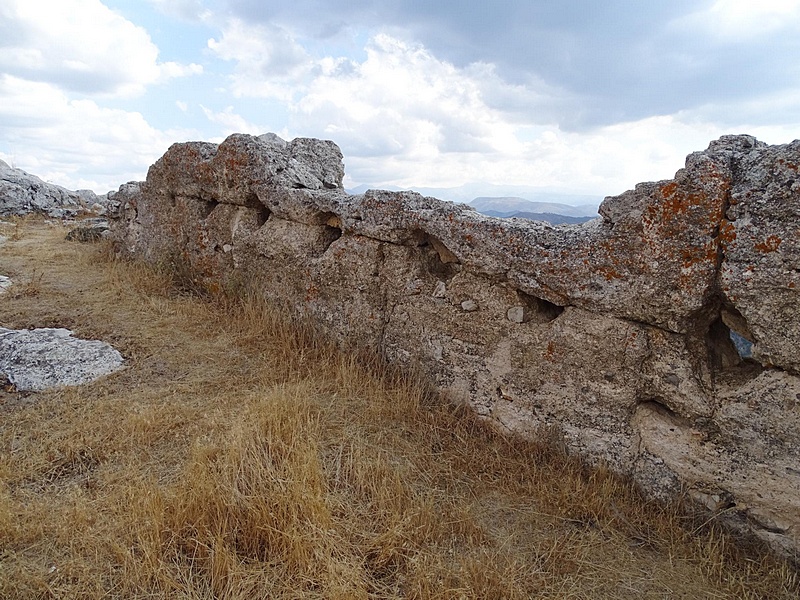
[110,132,800,557]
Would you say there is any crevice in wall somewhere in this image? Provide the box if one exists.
[720,303,753,357]
[255,205,271,228]
[707,317,744,371]
[516,289,565,323]
[318,211,342,228]
[706,302,763,389]
[305,212,344,254]
[426,246,460,281]
[411,230,459,263]
[199,198,219,219]
[243,191,261,206]
[320,224,343,254]
[411,230,460,281]
[428,236,459,265]
[636,397,681,423]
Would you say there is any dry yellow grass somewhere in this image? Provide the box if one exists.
[0,218,797,599]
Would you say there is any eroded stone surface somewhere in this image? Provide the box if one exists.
[109,132,800,556]
[0,328,124,391]
[65,219,110,243]
[718,137,800,373]
[0,160,107,218]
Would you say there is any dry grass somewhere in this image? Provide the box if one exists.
[0,218,797,599]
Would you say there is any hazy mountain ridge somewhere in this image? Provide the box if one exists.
[346,186,602,224]
[347,183,604,210]
[469,196,599,218]
[480,210,596,225]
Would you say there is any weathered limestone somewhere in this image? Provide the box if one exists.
[0,159,107,218]
[0,328,124,391]
[110,132,800,557]
[717,138,800,373]
[65,218,110,242]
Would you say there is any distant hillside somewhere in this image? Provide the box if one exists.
[470,196,599,218]
[481,210,596,225]
[342,189,602,225]
[347,184,604,210]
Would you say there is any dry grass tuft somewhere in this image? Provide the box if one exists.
[0,219,797,598]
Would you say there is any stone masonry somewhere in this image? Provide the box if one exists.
[110,132,800,557]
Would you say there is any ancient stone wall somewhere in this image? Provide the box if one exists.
[110,132,800,557]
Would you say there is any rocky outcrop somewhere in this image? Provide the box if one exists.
[0,160,107,218]
[0,328,124,391]
[110,133,800,557]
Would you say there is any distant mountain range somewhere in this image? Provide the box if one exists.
[478,211,596,225]
[347,183,603,206]
[346,185,603,225]
[469,197,599,222]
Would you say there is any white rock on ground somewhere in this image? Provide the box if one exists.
[0,328,124,391]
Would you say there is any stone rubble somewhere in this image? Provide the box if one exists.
[65,218,110,242]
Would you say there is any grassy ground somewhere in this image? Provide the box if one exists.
[0,217,797,599]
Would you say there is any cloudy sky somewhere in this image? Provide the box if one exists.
[1,0,799,203]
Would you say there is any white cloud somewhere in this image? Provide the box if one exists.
[0,0,201,97]
[208,19,313,100]
[200,105,264,137]
[147,0,211,21]
[0,75,194,191]
[219,1,800,130]
[672,0,800,44]
[278,33,795,195]
[157,61,204,83]
[3,2,798,201]
[289,35,529,185]
[204,28,797,194]
[701,0,800,38]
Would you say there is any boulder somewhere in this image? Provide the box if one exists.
[65,219,110,243]
[109,132,800,557]
[0,328,124,391]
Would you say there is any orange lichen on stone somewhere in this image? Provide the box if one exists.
[755,235,782,253]
[598,265,624,281]
[304,282,319,302]
[647,188,712,235]
[717,220,737,245]
[660,182,678,198]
